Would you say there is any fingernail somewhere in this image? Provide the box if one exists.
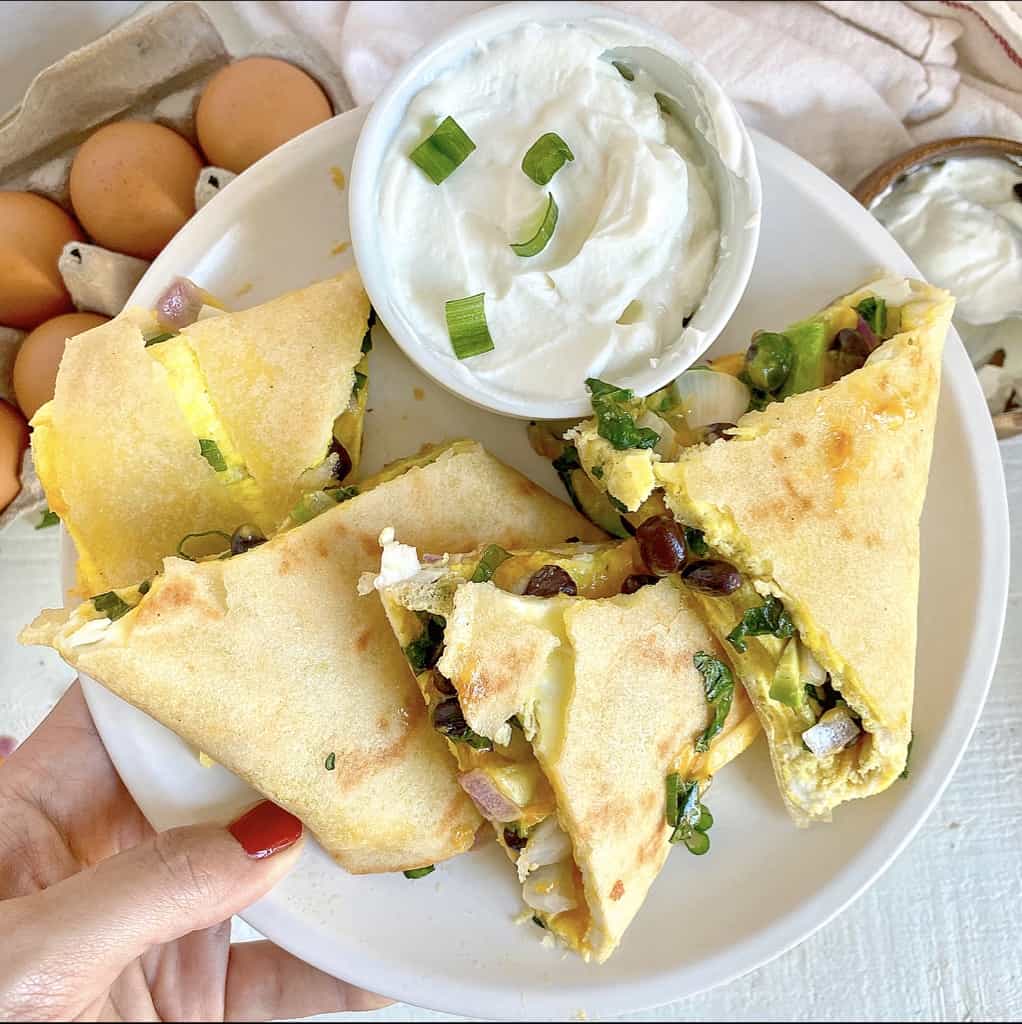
[229,800,302,859]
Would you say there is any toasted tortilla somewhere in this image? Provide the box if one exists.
[377,541,758,960]
[22,441,603,874]
[32,272,369,593]
[655,277,952,823]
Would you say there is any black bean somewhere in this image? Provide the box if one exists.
[681,559,742,595]
[831,328,870,358]
[503,827,529,851]
[329,438,353,482]
[230,523,266,555]
[524,564,578,597]
[621,573,659,594]
[635,515,687,576]
[432,671,456,696]
[433,697,469,737]
[703,422,736,443]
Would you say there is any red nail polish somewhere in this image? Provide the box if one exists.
[229,800,302,859]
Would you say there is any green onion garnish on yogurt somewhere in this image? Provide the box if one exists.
[521,133,574,186]
[510,193,558,257]
[409,116,476,184]
[611,60,635,81]
[445,293,494,359]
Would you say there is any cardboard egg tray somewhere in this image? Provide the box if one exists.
[0,0,351,529]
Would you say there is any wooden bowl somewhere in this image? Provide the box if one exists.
[852,135,1022,207]
[853,136,1022,441]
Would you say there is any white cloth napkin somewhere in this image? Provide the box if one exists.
[236,0,1022,190]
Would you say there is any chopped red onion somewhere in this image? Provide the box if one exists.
[855,315,881,353]
[458,769,521,822]
[156,277,205,329]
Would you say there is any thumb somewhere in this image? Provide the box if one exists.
[19,801,302,987]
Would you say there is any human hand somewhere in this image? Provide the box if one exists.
[0,681,389,1021]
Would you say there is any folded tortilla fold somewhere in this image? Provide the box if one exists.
[21,441,603,874]
[377,540,759,960]
[32,271,370,593]
[655,277,952,823]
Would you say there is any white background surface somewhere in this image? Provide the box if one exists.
[1,2,1020,1021]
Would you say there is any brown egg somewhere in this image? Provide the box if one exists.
[70,121,202,259]
[0,192,84,330]
[0,399,29,511]
[14,312,109,420]
[196,57,333,174]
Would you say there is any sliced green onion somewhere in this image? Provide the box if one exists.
[665,772,682,827]
[655,92,686,122]
[353,369,367,394]
[684,830,710,855]
[471,544,511,583]
[445,293,494,360]
[198,438,227,472]
[325,484,359,503]
[521,132,574,186]
[92,591,133,621]
[696,806,714,832]
[144,331,178,348]
[612,60,635,81]
[290,489,340,525]
[403,865,435,879]
[176,530,232,561]
[510,193,558,257]
[324,752,336,771]
[36,509,59,529]
[409,116,475,185]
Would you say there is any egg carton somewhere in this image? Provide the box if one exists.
[0,0,352,530]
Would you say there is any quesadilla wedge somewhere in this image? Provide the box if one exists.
[32,271,371,593]
[21,440,603,874]
[652,278,952,824]
[369,536,759,960]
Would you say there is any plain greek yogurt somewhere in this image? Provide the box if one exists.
[376,22,721,407]
[873,155,1022,412]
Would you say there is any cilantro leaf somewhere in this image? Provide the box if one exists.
[726,595,794,653]
[693,651,734,753]
[855,296,887,338]
[586,378,659,451]
[403,612,446,673]
[684,526,709,557]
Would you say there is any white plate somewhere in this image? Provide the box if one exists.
[76,107,1009,1020]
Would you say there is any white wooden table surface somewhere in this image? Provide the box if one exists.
[1,4,1020,1020]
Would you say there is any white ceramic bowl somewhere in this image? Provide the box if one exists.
[349,0,761,420]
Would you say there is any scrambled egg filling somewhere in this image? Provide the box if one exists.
[146,337,264,516]
[690,580,877,815]
[388,542,757,957]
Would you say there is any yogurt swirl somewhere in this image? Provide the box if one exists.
[377,22,720,406]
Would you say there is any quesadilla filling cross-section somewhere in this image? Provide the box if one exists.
[31,271,372,592]
[21,440,604,875]
[367,533,759,961]
[530,277,951,825]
